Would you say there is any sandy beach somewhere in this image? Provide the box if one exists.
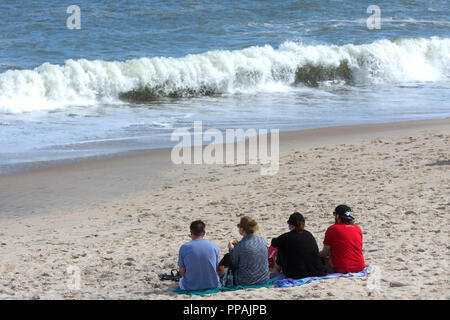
[0,118,449,300]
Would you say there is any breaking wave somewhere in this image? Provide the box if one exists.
[0,37,448,113]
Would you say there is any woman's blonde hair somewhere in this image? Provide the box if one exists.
[238,216,259,234]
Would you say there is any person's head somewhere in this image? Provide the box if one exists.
[190,220,206,239]
[333,205,355,225]
[287,212,305,234]
[237,216,259,236]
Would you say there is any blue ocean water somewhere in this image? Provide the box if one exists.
[0,0,449,170]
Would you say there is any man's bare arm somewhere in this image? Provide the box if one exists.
[320,245,331,257]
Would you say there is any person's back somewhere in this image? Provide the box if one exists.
[231,234,269,286]
[178,220,220,291]
[323,222,365,273]
[271,212,325,279]
[321,205,365,274]
[272,229,325,279]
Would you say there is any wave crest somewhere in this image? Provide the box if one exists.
[0,37,448,112]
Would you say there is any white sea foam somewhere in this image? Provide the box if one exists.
[0,37,449,113]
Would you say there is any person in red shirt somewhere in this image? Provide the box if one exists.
[320,205,365,273]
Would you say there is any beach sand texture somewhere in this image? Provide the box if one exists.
[0,119,449,299]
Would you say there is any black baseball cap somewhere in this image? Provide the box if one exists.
[334,205,355,221]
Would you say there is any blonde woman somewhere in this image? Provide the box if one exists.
[220,216,269,286]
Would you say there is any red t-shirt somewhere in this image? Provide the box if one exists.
[323,223,365,273]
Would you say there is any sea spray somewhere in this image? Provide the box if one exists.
[0,37,448,113]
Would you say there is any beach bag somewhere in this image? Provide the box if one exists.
[158,269,181,281]
[268,246,278,269]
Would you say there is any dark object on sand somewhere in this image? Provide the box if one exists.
[159,269,181,281]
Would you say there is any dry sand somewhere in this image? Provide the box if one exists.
[0,118,449,300]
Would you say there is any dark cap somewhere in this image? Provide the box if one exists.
[334,205,355,221]
[287,212,305,225]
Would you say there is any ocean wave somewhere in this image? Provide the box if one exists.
[0,37,449,113]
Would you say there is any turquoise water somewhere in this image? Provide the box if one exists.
[0,0,449,170]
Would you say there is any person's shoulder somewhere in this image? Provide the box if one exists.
[203,239,219,249]
[338,223,361,233]
[255,235,268,244]
[325,224,338,232]
[186,239,218,252]
[302,229,315,238]
[272,231,292,243]
[282,230,295,237]
[282,230,302,241]
[272,232,288,242]
[180,240,189,247]
[179,241,192,253]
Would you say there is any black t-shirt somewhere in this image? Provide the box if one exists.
[271,229,326,279]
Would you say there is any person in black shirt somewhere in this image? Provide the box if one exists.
[271,212,326,279]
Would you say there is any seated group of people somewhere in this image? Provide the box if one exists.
[177,205,366,291]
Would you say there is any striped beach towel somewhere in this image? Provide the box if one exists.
[173,267,371,295]
[273,267,371,288]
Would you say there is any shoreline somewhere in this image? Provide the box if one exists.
[2,117,450,177]
[1,117,449,219]
[0,116,448,299]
